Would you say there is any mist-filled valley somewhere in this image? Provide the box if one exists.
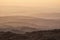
[0,16,60,40]
[0,0,60,40]
[0,16,60,33]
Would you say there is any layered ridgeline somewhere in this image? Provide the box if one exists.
[0,16,60,34]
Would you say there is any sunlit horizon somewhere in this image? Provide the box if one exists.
[0,0,60,19]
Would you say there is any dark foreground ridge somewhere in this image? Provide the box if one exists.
[0,29,60,40]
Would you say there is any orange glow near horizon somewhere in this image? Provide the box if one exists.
[0,0,60,19]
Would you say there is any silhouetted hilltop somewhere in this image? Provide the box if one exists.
[0,29,60,40]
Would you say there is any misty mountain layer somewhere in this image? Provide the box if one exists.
[0,16,60,33]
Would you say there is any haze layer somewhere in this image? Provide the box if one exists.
[0,0,60,19]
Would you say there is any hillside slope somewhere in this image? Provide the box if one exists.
[0,29,60,40]
[0,16,60,33]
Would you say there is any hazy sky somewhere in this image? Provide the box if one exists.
[0,0,60,19]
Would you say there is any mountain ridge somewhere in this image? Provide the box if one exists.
[0,16,60,33]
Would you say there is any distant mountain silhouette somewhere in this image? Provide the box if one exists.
[0,29,60,40]
[0,16,60,33]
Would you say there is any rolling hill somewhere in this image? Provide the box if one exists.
[0,16,60,33]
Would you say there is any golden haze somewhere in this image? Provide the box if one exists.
[0,0,60,19]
